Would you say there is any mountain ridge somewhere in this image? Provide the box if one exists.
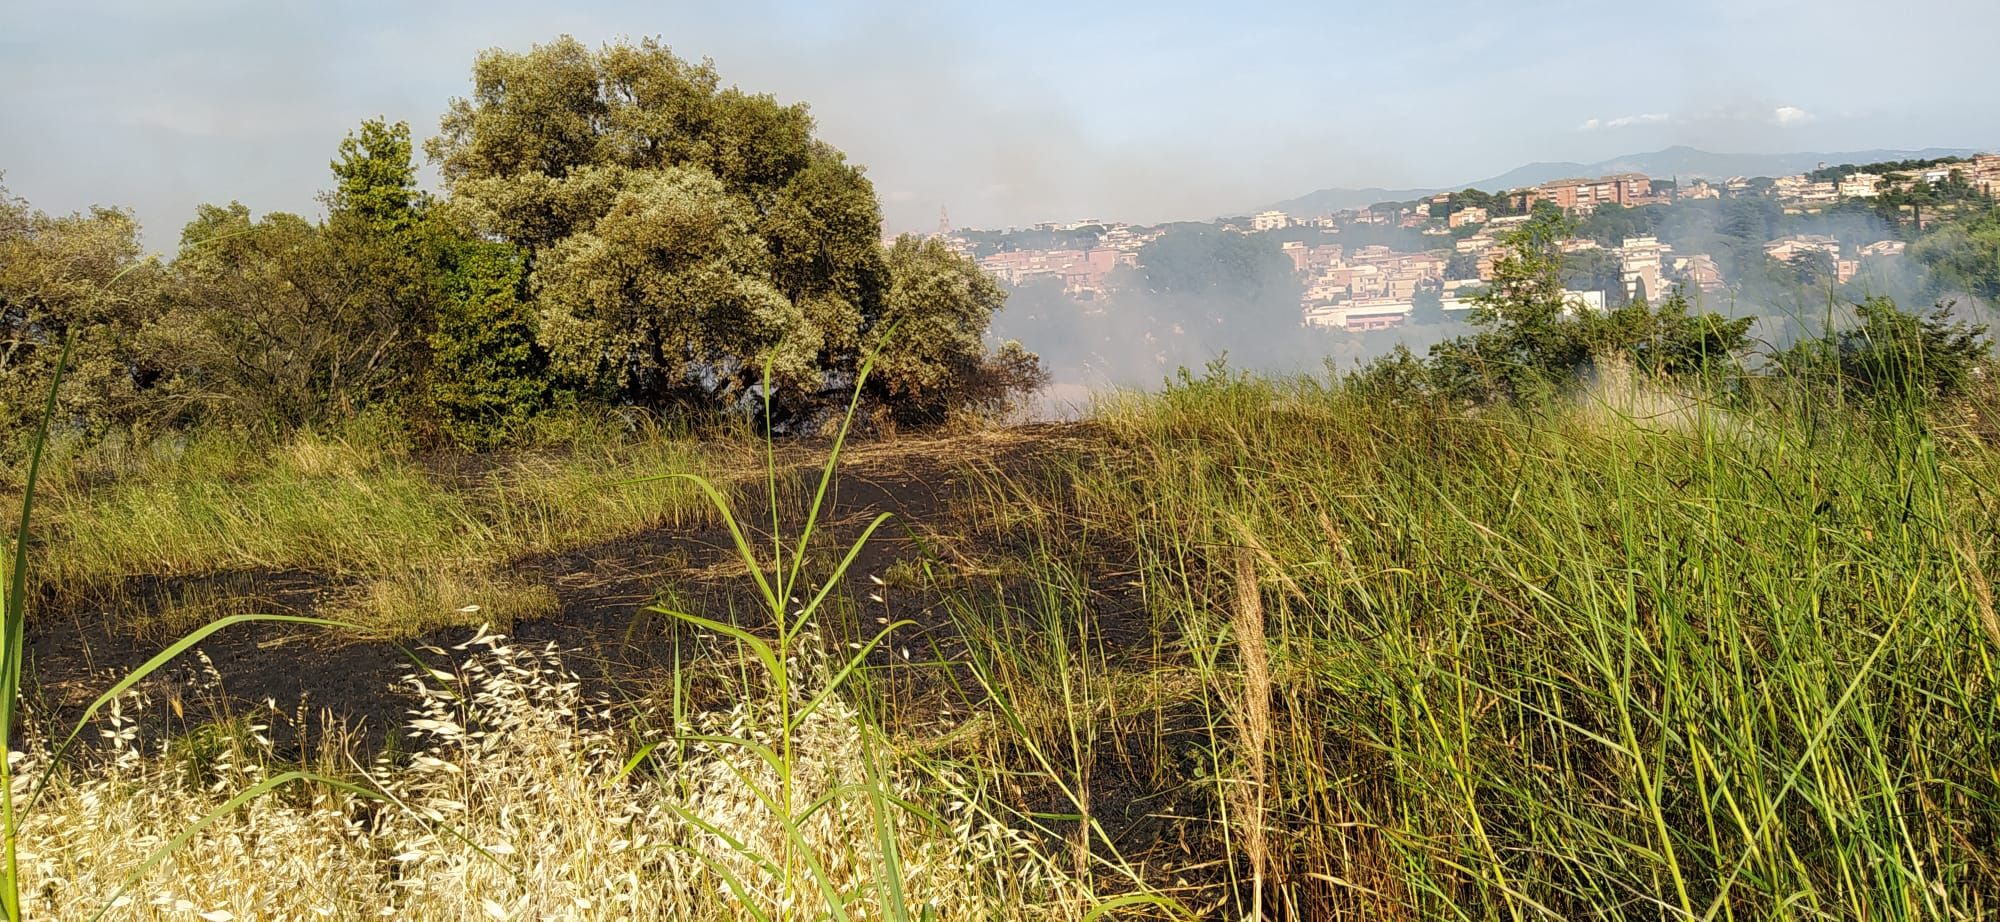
[1264,145,1988,216]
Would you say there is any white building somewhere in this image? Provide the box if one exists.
[1618,236,1672,302]
[1838,173,1882,199]
[1565,290,1607,314]
[1303,298,1412,332]
[1251,210,1292,232]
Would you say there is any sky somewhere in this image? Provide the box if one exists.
[4,0,1999,249]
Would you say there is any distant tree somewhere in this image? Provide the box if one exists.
[1366,210,1751,404]
[1453,188,1496,210]
[1410,288,1447,326]
[1561,248,1625,305]
[1810,156,1964,184]
[1590,293,1752,380]
[1785,250,1838,288]
[1137,227,1296,300]
[1575,203,1664,246]
[1441,209,1589,401]
[1445,251,1482,281]
[1911,216,2000,300]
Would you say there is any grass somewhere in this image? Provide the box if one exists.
[25,413,736,637]
[15,634,1085,920]
[10,356,1117,920]
[10,356,2000,919]
[935,369,2000,919]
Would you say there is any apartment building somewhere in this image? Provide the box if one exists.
[1680,179,1721,200]
[1251,210,1291,232]
[1527,173,1653,213]
[978,246,1134,294]
[1281,242,1345,275]
[1972,154,2000,197]
[1764,235,1841,262]
[1303,298,1414,332]
[1838,173,1883,198]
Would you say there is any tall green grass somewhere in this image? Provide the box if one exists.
[620,352,1171,920]
[945,370,2000,919]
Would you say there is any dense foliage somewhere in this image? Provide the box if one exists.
[0,188,159,435]
[1777,296,1990,404]
[0,36,1041,449]
[1357,212,1755,403]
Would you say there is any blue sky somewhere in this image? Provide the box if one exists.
[4,0,1997,247]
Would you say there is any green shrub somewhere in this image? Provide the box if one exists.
[1776,296,1990,405]
[426,238,550,449]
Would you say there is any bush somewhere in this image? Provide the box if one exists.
[1355,211,1752,405]
[425,239,550,449]
[1776,296,1990,405]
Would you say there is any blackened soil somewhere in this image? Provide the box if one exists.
[26,423,1157,741]
[24,421,1226,909]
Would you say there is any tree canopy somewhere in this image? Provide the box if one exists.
[0,36,1041,448]
[427,35,1026,426]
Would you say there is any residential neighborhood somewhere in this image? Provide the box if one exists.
[934,152,2000,333]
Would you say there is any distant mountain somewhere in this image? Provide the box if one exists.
[1264,185,1448,217]
[1266,145,1988,216]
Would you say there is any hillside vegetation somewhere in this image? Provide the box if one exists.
[3,31,1999,922]
[0,36,1043,454]
[5,326,1998,918]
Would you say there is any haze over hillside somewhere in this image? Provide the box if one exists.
[1267,146,1987,216]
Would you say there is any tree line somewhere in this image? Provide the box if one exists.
[0,36,1043,449]
[1353,211,1992,408]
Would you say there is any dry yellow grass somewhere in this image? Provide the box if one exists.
[16,630,1082,921]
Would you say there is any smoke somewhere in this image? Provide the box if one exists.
[986,227,1479,405]
[988,197,1994,413]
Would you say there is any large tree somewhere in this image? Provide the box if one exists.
[428,35,1033,422]
[531,166,806,406]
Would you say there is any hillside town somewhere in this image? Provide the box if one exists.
[939,152,2000,333]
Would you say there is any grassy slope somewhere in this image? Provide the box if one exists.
[28,417,734,637]
[958,373,2000,918]
[13,376,2000,919]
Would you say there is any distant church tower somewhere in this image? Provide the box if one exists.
[937,206,952,239]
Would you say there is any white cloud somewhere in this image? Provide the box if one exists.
[1771,105,1814,126]
[1581,106,1815,132]
[1577,112,1670,131]
[1610,113,1670,128]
